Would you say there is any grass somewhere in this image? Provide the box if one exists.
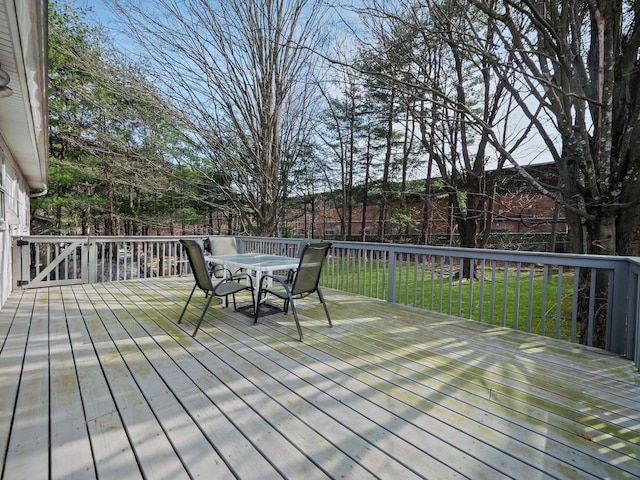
[322,256,577,342]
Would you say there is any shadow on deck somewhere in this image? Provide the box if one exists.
[1,277,639,479]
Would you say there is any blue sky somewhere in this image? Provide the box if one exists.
[73,0,142,56]
[74,0,121,32]
[75,0,111,21]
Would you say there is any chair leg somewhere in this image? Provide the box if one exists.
[192,295,216,337]
[288,294,304,341]
[178,284,198,324]
[317,287,332,328]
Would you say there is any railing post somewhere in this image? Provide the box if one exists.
[11,237,31,288]
[634,282,640,371]
[624,262,640,367]
[629,272,639,363]
[606,261,629,355]
[388,247,396,303]
[86,237,97,284]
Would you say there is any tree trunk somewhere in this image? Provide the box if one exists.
[419,156,433,245]
[377,85,396,242]
[360,137,372,243]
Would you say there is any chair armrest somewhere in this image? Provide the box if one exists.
[233,272,253,286]
[210,264,246,278]
[229,272,250,281]
[258,273,290,290]
[209,264,232,277]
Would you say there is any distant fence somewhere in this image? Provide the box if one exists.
[11,234,640,370]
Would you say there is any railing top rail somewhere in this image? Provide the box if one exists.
[14,235,196,242]
[236,236,634,270]
[14,234,639,270]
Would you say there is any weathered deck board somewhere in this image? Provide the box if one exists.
[49,287,96,479]
[3,290,50,479]
[81,283,317,479]
[60,286,141,480]
[0,290,33,472]
[1,277,639,479]
[107,281,423,479]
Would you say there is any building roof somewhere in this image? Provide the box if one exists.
[0,0,48,191]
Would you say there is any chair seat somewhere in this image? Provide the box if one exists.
[215,280,252,297]
[260,282,290,299]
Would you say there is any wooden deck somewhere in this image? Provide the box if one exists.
[1,277,639,479]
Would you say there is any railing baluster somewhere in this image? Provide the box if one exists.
[457,258,463,318]
[438,256,444,312]
[540,265,549,336]
[467,259,475,319]
[420,255,426,310]
[514,262,522,331]
[357,248,362,296]
[501,263,509,327]
[429,256,435,311]
[447,256,454,315]
[490,260,497,324]
[587,268,597,347]
[527,264,535,333]
[571,266,579,343]
[478,259,485,322]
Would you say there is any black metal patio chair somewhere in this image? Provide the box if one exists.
[271,238,322,284]
[253,241,332,341]
[179,239,254,336]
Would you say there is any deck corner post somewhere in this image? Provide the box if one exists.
[622,260,640,368]
[608,260,630,356]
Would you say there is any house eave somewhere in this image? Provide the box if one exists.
[0,0,49,190]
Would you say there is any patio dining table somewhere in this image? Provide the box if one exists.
[205,253,299,311]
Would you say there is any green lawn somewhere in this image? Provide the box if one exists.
[323,257,577,342]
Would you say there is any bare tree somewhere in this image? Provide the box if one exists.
[463,0,640,346]
[465,0,640,259]
[316,56,367,240]
[109,0,327,235]
[355,0,533,260]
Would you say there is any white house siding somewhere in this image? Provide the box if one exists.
[0,0,48,309]
[0,143,30,306]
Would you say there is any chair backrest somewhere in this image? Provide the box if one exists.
[297,238,322,258]
[180,239,214,292]
[291,241,332,296]
[206,236,239,255]
[206,236,240,278]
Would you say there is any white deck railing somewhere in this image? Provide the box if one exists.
[11,234,640,370]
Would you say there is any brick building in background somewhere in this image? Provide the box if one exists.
[284,163,566,251]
